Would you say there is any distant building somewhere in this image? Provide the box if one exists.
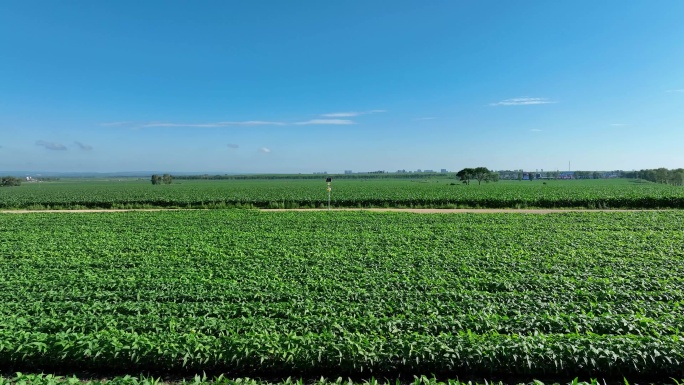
[424,169,434,173]
[344,170,353,174]
[441,169,448,173]
[416,169,422,173]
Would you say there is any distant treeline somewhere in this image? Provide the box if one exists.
[173,172,454,181]
[171,169,684,185]
[623,168,684,186]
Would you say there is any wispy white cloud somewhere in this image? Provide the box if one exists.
[610,123,629,127]
[530,129,543,132]
[666,89,684,93]
[227,143,239,149]
[295,119,355,125]
[141,121,286,128]
[490,97,556,106]
[104,115,372,128]
[100,121,133,127]
[321,112,361,117]
[414,117,436,121]
[74,141,93,151]
[259,147,271,153]
[36,140,67,151]
[321,110,386,117]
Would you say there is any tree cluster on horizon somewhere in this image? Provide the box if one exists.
[456,167,499,185]
[623,168,684,186]
[151,174,173,185]
[0,176,22,187]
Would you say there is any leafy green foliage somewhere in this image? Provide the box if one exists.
[456,169,475,185]
[1,373,672,385]
[0,211,683,380]
[0,176,21,187]
[1,179,684,210]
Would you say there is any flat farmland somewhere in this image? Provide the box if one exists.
[1,210,683,382]
[1,178,684,210]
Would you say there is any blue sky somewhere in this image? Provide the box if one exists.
[1,1,683,173]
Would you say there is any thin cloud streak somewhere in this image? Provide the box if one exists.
[141,121,286,128]
[36,140,67,150]
[490,97,555,106]
[103,113,382,128]
[74,141,93,151]
[611,123,629,127]
[100,121,133,126]
[295,119,355,125]
[322,112,361,117]
[321,110,386,117]
[666,89,684,93]
[414,117,436,121]
[260,147,271,153]
[227,143,239,149]
[530,129,543,132]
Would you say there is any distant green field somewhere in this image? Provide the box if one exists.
[1,178,683,209]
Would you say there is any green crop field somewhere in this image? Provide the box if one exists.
[1,210,683,383]
[1,178,683,210]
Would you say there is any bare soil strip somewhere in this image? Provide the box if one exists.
[1,208,664,214]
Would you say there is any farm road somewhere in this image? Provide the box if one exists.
[1,208,663,214]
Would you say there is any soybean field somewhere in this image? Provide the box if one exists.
[1,178,684,210]
[1,210,683,383]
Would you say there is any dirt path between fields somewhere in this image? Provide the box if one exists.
[1,208,665,214]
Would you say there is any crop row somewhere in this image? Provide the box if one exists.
[1,179,684,209]
[0,373,656,385]
[0,211,683,379]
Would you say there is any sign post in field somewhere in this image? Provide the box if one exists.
[326,177,332,211]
